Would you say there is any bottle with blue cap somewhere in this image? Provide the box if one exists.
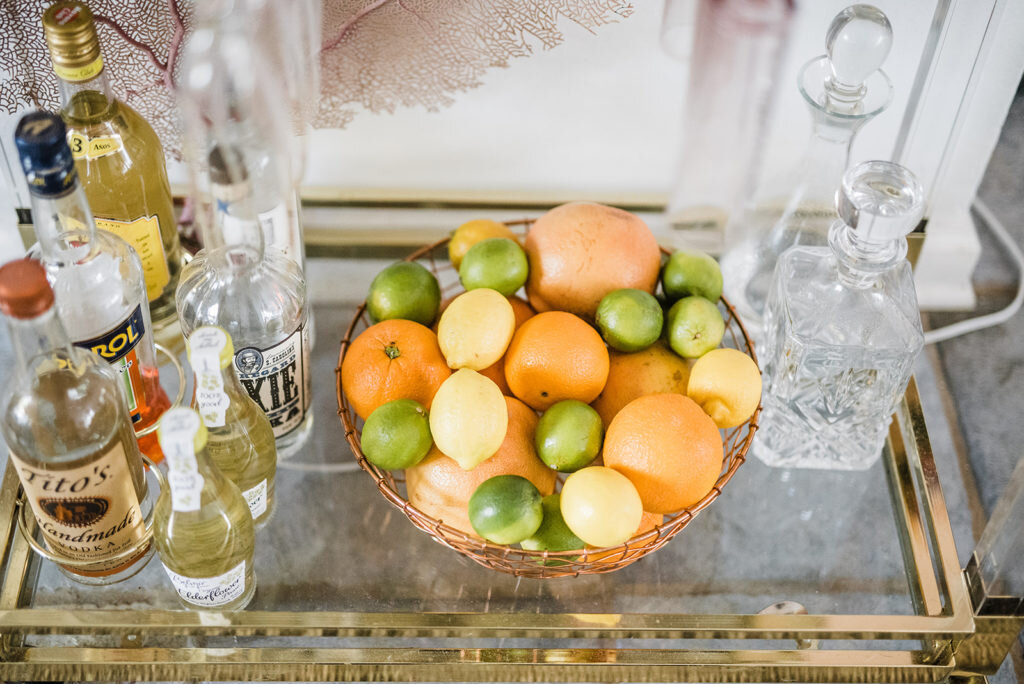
[15,110,170,463]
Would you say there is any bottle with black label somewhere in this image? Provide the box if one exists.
[154,408,256,611]
[15,111,170,463]
[0,259,152,584]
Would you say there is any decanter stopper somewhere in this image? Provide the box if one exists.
[823,5,892,106]
[836,160,924,244]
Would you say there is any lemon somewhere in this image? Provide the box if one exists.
[686,348,762,428]
[468,475,544,544]
[595,288,663,352]
[360,399,432,469]
[560,466,642,547]
[449,219,519,270]
[428,369,508,470]
[459,238,529,296]
[366,261,441,326]
[437,289,515,370]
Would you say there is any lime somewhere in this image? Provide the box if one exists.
[661,249,723,303]
[535,400,602,472]
[595,288,663,352]
[468,475,544,544]
[366,262,441,326]
[521,494,584,560]
[449,219,519,270]
[666,295,725,359]
[360,399,433,470]
[560,466,643,548]
[459,238,529,296]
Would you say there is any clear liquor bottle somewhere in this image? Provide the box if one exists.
[0,259,152,584]
[187,326,277,527]
[16,110,170,463]
[755,160,926,470]
[42,0,185,328]
[154,408,256,611]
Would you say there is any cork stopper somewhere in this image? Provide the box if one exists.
[42,1,103,82]
[0,259,55,320]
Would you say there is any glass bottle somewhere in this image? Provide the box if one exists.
[0,258,152,584]
[16,110,170,463]
[175,11,313,459]
[42,0,185,328]
[720,5,894,334]
[187,325,277,527]
[754,160,926,470]
[154,407,256,611]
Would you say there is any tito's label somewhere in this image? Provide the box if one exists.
[94,216,170,301]
[234,328,310,439]
[73,306,146,423]
[9,441,147,575]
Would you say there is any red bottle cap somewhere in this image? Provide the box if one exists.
[0,259,55,319]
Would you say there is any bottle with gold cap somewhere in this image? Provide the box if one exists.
[15,110,170,463]
[0,258,152,584]
[42,0,184,328]
[154,407,256,611]
[187,325,277,528]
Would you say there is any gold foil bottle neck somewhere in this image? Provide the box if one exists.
[42,1,103,82]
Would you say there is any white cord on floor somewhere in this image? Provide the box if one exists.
[923,198,1024,345]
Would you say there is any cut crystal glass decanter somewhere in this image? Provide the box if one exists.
[754,160,926,470]
[721,4,894,335]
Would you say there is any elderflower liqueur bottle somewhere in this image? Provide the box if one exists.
[42,0,185,327]
[16,110,170,463]
[188,326,277,527]
[755,161,925,470]
[154,408,256,611]
[0,259,152,584]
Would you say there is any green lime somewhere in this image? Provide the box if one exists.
[468,475,543,544]
[595,288,663,352]
[521,494,584,563]
[459,238,529,296]
[661,249,723,303]
[535,400,603,473]
[367,261,441,326]
[666,295,725,359]
[360,399,433,470]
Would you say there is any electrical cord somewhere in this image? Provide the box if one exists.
[923,198,1024,345]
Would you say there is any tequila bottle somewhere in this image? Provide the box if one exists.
[188,326,277,527]
[42,0,185,327]
[0,259,152,584]
[755,160,925,470]
[721,5,894,334]
[154,408,256,611]
[16,110,170,463]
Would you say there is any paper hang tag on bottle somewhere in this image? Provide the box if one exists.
[160,411,205,512]
[189,328,230,428]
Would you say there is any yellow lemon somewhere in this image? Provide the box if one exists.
[429,369,508,470]
[560,466,642,547]
[686,348,762,428]
[437,289,515,370]
[448,219,519,270]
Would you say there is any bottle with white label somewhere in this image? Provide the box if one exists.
[0,259,152,585]
[187,326,277,527]
[154,408,256,611]
[15,110,170,464]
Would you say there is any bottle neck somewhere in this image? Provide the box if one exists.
[58,67,116,121]
[828,221,907,288]
[29,182,98,264]
[5,307,77,381]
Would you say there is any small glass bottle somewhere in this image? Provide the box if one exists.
[721,5,894,333]
[154,407,256,611]
[755,160,926,470]
[42,1,185,328]
[0,258,152,584]
[187,325,277,527]
[16,110,170,463]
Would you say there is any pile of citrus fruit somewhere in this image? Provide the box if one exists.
[340,202,761,563]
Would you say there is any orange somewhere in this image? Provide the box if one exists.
[478,296,535,395]
[406,396,557,536]
[504,311,610,411]
[603,393,722,514]
[341,319,451,420]
[591,341,693,428]
[525,202,661,320]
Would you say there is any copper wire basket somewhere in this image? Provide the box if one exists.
[336,221,760,578]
